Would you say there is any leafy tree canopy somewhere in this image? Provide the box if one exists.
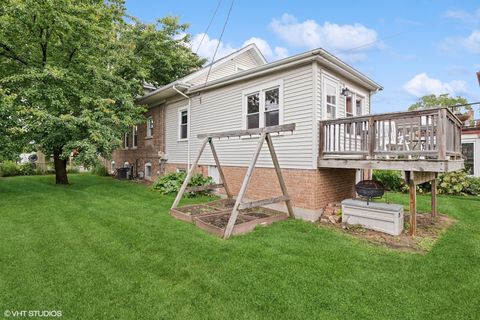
[0,0,204,183]
[408,94,470,112]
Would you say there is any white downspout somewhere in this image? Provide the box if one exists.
[173,85,191,170]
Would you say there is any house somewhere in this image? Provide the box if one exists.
[112,44,463,221]
[461,112,479,177]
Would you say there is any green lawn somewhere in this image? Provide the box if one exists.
[1,174,479,319]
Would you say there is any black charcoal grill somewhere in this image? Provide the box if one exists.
[355,180,385,204]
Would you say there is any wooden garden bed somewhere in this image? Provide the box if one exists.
[170,204,221,223]
[171,199,288,237]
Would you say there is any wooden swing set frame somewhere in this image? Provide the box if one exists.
[171,123,296,239]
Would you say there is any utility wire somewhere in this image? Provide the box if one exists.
[203,0,235,87]
[195,0,223,54]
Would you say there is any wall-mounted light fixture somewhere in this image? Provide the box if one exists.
[341,87,352,97]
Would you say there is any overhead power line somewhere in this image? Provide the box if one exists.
[204,0,235,86]
[195,0,223,54]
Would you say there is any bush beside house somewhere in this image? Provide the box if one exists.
[373,169,480,196]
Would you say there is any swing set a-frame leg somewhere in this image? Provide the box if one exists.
[171,137,210,209]
[223,132,267,239]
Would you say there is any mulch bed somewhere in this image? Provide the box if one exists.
[318,212,455,253]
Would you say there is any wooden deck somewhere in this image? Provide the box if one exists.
[318,108,464,172]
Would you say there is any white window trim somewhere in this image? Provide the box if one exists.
[146,116,153,138]
[132,126,138,149]
[242,80,284,130]
[178,107,189,141]
[144,162,152,180]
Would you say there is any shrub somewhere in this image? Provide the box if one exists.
[465,176,480,196]
[152,171,214,197]
[0,161,22,176]
[372,170,407,192]
[437,171,471,196]
[67,166,80,174]
[90,162,109,176]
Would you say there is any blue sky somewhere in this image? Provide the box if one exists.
[126,0,480,113]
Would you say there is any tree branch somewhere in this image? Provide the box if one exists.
[0,44,29,66]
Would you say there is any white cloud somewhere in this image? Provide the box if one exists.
[269,13,381,62]
[189,33,288,63]
[242,37,289,61]
[444,8,480,25]
[442,29,480,54]
[190,33,236,62]
[403,73,468,97]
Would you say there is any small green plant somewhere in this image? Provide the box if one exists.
[152,171,214,197]
[372,170,408,192]
[67,166,80,174]
[465,176,480,196]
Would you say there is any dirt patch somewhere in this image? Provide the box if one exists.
[207,199,282,218]
[318,213,455,253]
[175,205,219,216]
[198,213,255,228]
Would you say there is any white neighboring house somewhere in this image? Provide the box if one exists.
[461,124,480,177]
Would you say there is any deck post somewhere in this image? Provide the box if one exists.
[408,175,417,236]
[431,177,437,218]
[368,116,376,159]
[223,132,267,239]
[437,109,447,160]
[319,122,325,159]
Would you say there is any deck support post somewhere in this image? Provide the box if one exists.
[409,178,417,236]
[431,177,437,218]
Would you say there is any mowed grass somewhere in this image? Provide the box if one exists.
[1,174,479,320]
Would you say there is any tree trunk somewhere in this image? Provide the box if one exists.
[53,149,69,184]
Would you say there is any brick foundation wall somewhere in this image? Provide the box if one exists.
[111,105,166,181]
[165,163,356,211]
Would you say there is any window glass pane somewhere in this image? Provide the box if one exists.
[462,143,474,175]
[180,124,188,139]
[327,106,336,119]
[147,117,153,136]
[356,99,362,115]
[247,114,259,129]
[265,110,279,127]
[265,88,279,112]
[181,110,188,124]
[247,93,259,114]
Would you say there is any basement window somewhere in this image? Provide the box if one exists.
[145,162,152,179]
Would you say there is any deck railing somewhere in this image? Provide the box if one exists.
[319,107,463,161]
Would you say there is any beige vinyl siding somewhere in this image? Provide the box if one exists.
[165,64,316,169]
[314,63,372,157]
[188,51,261,86]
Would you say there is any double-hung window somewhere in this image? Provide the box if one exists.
[325,82,337,120]
[179,108,188,140]
[146,116,153,137]
[244,82,282,129]
[124,133,129,149]
[462,143,475,175]
[132,126,138,148]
